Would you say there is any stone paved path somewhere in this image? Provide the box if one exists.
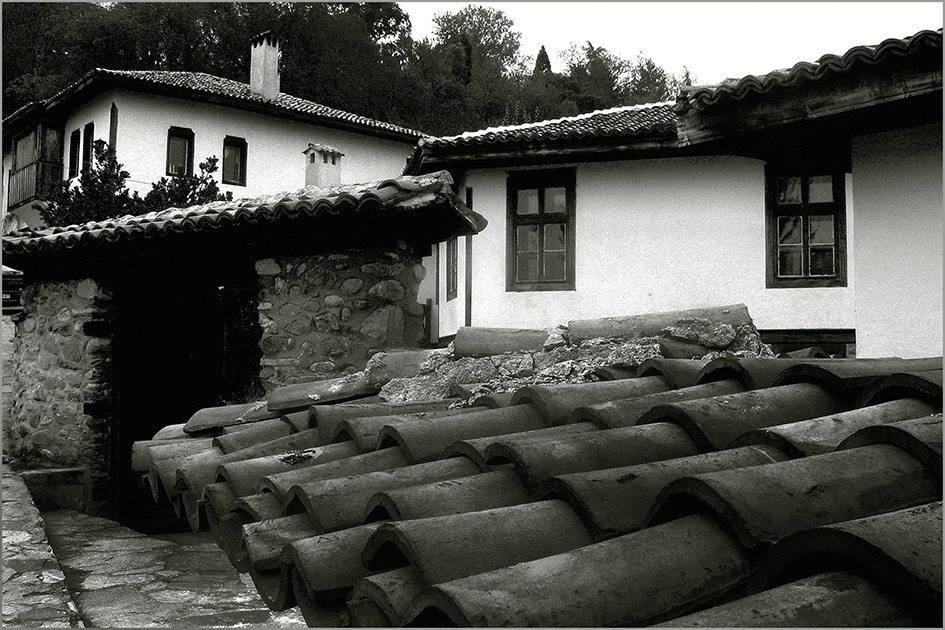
[2,469,81,627]
[42,510,306,628]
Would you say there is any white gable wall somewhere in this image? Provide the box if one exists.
[62,89,414,199]
[437,155,857,336]
[851,122,943,358]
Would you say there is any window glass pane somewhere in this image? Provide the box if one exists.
[545,187,567,213]
[809,247,836,276]
[808,176,833,203]
[223,144,242,183]
[14,132,35,169]
[778,215,802,244]
[777,177,801,204]
[168,136,189,175]
[778,247,803,277]
[517,253,539,282]
[516,225,538,252]
[543,223,566,252]
[544,252,566,280]
[809,215,834,245]
[517,189,539,214]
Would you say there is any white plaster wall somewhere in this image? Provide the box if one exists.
[851,122,943,358]
[450,156,856,334]
[435,236,468,338]
[63,89,415,199]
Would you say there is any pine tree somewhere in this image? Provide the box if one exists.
[533,45,551,75]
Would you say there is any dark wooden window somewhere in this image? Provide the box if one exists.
[766,168,847,288]
[68,129,80,178]
[108,103,118,154]
[81,122,94,173]
[12,131,36,171]
[222,136,247,186]
[446,237,458,301]
[506,169,576,291]
[166,127,194,176]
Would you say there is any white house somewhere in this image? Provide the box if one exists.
[406,28,943,359]
[2,32,425,231]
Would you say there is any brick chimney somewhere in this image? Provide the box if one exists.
[303,144,344,188]
[250,31,281,102]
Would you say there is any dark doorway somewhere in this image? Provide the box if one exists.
[109,258,261,531]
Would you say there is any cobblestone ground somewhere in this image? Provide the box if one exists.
[42,510,306,628]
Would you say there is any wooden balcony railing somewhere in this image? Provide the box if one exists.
[7,161,63,208]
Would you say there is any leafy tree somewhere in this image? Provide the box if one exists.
[140,156,232,213]
[533,45,552,75]
[38,141,141,227]
[432,5,522,72]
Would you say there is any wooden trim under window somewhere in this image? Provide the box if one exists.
[506,168,576,292]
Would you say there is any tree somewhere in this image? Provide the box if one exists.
[432,5,522,72]
[38,142,141,227]
[140,156,232,213]
[533,45,552,75]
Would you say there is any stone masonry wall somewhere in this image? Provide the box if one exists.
[256,241,427,394]
[5,278,113,515]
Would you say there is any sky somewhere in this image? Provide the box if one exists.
[399,2,943,85]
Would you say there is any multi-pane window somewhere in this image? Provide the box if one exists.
[507,169,575,291]
[166,127,194,176]
[446,237,458,301]
[222,136,247,186]
[767,170,846,287]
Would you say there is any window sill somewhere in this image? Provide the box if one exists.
[766,277,847,289]
[506,283,576,293]
[222,180,246,187]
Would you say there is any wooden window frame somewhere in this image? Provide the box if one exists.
[222,135,247,186]
[166,126,195,177]
[506,169,576,292]
[68,129,80,178]
[765,166,847,288]
[446,237,458,301]
[81,122,94,174]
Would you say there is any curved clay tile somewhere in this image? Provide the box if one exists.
[363,468,529,523]
[572,379,746,429]
[471,392,515,408]
[402,513,750,627]
[697,357,820,389]
[135,437,214,474]
[290,565,349,627]
[638,382,849,451]
[219,492,285,571]
[211,418,296,454]
[349,567,424,627]
[593,365,638,381]
[510,376,672,425]
[658,570,922,627]
[446,422,600,470]
[183,400,275,433]
[746,501,942,625]
[337,408,481,452]
[283,457,481,532]
[244,513,319,572]
[548,445,787,541]
[635,358,714,389]
[773,357,944,391]
[258,447,409,500]
[488,422,702,493]
[837,414,942,476]
[648,444,942,548]
[309,400,453,442]
[730,398,937,457]
[856,370,943,407]
[362,500,593,585]
[376,405,547,463]
[279,410,310,433]
[266,373,377,413]
[283,523,383,605]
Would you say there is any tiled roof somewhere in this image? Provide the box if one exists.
[6,68,426,141]
[133,326,943,627]
[1,171,486,262]
[417,101,677,150]
[680,28,943,110]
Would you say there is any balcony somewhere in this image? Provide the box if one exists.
[7,161,63,209]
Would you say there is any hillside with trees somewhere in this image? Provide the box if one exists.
[2,2,691,136]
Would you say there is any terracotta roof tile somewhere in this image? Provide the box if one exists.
[131,341,943,626]
[8,68,426,140]
[680,28,943,111]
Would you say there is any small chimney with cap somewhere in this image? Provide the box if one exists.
[303,143,345,188]
[250,31,281,102]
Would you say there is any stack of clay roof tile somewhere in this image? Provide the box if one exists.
[132,344,943,627]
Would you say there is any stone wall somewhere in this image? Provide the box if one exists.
[256,241,428,394]
[5,278,113,515]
